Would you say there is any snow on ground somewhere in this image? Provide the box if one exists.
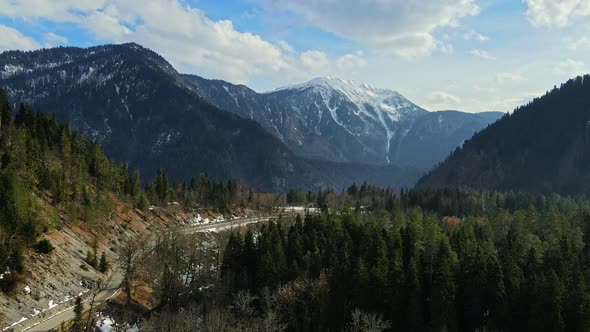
[280,206,320,213]
[96,315,139,332]
[191,213,231,225]
[2,317,26,331]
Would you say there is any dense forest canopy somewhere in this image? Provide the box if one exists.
[217,199,590,331]
[138,183,590,331]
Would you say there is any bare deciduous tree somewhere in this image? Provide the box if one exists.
[345,309,391,332]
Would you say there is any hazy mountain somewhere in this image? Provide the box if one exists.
[397,110,504,169]
[418,75,590,196]
[185,74,502,169]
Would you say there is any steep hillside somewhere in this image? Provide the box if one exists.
[0,88,161,327]
[185,74,502,169]
[418,75,590,196]
[0,89,277,329]
[0,44,300,190]
[0,44,419,190]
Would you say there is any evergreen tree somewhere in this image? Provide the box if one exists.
[72,296,84,332]
[99,252,108,273]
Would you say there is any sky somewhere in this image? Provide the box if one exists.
[0,0,589,113]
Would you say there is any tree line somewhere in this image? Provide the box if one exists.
[218,199,590,331]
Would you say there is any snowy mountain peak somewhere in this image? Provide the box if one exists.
[186,73,502,168]
[272,75,400,98]
[259,75,429,164]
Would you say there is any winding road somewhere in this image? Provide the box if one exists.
[14,215,276,332]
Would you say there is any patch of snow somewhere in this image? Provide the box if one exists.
[223,85,240,107]
[122,100,132,121]
[96,315,139,332]
[154,131,180,148]
[280,206,320,213]
[1,64,24,79]
[2,317,27,331]
[77,66,96,85]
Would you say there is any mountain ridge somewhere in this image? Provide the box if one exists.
[184,73,503,169]
[417,75,590,196]
[0,43,420,190]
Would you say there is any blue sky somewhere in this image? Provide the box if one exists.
[0,0,589,113]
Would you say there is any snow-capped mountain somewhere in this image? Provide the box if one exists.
[0,43,422,190]
[270,76,428,164]
[185,75,502,169]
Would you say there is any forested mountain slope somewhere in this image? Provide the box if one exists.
[0,87,155,326]
[418,75,590,196]
[0,44,418,190]
[0,88,290,327]
[0,44,310,190]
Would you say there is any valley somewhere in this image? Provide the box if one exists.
[0,37,589,332]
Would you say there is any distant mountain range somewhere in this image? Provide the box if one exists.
[185,75,502,169]
[0,43,423,190]
[418,75,590,196]
[0,43,502,190]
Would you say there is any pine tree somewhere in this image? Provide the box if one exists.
[99,252,108,273]
[485,251,507,329]
[221,232,243,292]
[128,169,142,198]
[429,239,456,330]
[72,296,84,332]
[155,168,169,204]
[86,250,97,268]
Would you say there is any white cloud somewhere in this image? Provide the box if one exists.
[554,58,586,75]
[44,32,68,47]
[0,0,108,22]
[82,10,131,40]
[334,51,368,71]
[427,91,462,110]
[464,29,489,41]
[495,71,525,83]
[525,0,590,28]
[299,50,329,70]
[256,0,479,58]
[469,49,495,60]
[293,50,367,81]
[568,37,590,50]
[0,0,367,85]
[278,40,295,53]
[0,24,41,51]
[439,42,454,55]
